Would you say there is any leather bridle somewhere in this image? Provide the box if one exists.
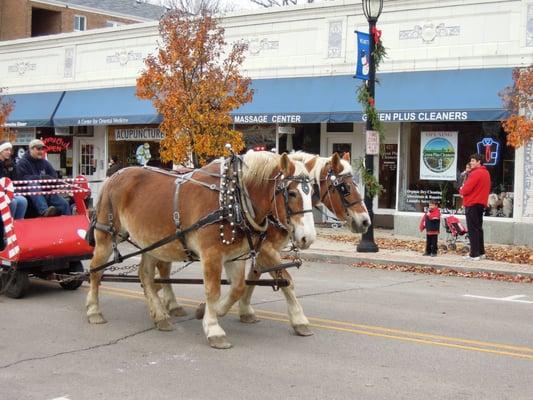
[315,168,364,210]
[272,174,313,230]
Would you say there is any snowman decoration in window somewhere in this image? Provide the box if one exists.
[136,142,152,166]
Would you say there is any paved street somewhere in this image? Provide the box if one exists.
[1,260,532,400]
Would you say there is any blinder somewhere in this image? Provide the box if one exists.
[312,183,320,204]
[275,175,314,219]
[322,170,364,209]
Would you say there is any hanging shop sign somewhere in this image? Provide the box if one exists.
[419,131,458,181]
[354,31,370,80]
[115,127,164,141]
[476,137,500,166]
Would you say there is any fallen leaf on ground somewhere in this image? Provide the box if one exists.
[354,262,533,283]
[321,232,532,265]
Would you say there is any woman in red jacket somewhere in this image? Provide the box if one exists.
[459,154,491,261]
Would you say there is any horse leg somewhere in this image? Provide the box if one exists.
[238,259,263,324]
[197,256,232,349]
[138,254,173,331]
[86,231,112,324]
[250,245,312,336]
[218,260,247,316]
[155,261,187,317]
[196,260,246,319]
[272,268,313,336]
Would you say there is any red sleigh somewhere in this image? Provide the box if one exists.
[0,176,93,298]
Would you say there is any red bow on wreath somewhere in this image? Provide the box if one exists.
[368,97,375,107]
[371,26,382,44]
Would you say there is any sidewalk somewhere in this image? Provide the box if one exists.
[293,227,533,278]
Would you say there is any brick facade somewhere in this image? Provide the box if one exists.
[0,0,139,41]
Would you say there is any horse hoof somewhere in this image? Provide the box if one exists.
[88,313,107,324]
[240,313,259,324]
[155,319,174,331]
[293,324,314,336]
[169,306,188,317]
[195,303,206,320]
[208,336,233,349]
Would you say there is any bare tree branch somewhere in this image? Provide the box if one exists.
[158,0,228,15]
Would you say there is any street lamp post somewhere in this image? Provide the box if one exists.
[357,0,383,253]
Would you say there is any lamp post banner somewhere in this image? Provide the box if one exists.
[355,31,370,80]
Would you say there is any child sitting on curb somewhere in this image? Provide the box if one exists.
[419,200,441,257]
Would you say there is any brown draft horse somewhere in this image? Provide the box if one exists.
[86,151,316,349]
[237,152,371,335]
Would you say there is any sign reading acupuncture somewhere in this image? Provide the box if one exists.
[115,128,164,141]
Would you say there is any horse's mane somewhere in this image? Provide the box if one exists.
[291,158,309,177]
[290,151,352,182]
[242,151,310,188]
[242,151,282,188]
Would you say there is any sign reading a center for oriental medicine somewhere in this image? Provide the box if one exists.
[419,131,458,181]
[354,31,370,81]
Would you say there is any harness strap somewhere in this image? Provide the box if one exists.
[89,209,223,275]
[173,172,195,227]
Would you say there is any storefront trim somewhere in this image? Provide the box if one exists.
[52,87,161,127]
[232,68,513,124]
[4,91,65,127]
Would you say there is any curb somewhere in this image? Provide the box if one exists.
[286,251,533,278]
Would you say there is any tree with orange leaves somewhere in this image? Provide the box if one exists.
[0,88,14,140]
[136,9,253,166]
[500,65,533,148]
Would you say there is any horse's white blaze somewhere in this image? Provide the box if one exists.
[347,208,372,233]
[292,183,316,249]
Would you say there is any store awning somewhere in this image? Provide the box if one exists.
[232,68,513,124]
[4,91,65,127]
[53,87,160,127]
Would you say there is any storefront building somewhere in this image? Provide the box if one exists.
[1,0,532,244]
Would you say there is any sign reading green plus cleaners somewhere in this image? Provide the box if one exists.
[420,131,458,181]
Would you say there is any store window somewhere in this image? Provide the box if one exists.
[108,126,171,168]
[40,132,73,177]
[236,124,320,154]
[378,143,397,209]
[398,122,515,217]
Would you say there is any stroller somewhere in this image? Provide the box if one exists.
[442,214,470,252]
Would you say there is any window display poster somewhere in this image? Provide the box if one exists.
[419,131,458,181]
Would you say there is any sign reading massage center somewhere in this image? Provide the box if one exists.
[419,131,458,181]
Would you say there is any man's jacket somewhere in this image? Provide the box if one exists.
[459,165,491,207]
[16,152,57,180]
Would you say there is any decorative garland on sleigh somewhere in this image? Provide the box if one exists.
[357,26,387,199]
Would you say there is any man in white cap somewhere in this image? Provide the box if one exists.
[0,140,28,219]
[15,139,70,217]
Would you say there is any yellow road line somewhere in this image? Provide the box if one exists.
[94,285,533,361]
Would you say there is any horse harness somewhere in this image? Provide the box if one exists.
[314,168,364,210]
[87,155,309,278]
